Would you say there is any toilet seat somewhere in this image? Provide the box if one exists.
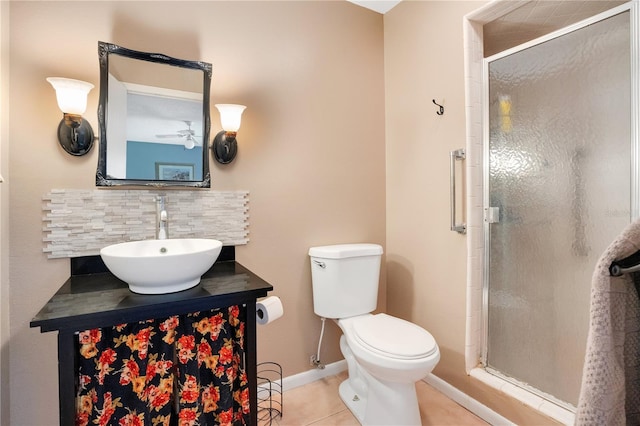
[351,313,437,360]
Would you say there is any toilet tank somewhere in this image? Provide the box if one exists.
[308,243,383,319]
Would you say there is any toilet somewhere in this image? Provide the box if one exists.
[309,243,440,426]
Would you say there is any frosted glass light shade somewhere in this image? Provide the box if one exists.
[215,104,246,132]
[47,77,94,115]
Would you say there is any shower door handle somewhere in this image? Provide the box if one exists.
[450,149,466,234]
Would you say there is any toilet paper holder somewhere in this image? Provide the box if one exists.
[256,296,284,325]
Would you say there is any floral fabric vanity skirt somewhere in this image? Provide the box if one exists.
[75,306,248,426]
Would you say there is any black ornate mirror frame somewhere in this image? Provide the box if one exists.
[96,41,212,188]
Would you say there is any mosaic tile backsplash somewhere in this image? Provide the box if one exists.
[43,189,249,259]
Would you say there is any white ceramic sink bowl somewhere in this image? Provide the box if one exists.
[100,238,223,294]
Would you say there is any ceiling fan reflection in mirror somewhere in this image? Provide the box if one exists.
[156,120,201,149]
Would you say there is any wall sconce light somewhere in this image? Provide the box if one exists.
[212,104,246,164]
[47,77,95,156]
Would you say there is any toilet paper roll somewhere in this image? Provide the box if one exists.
[256,296,284,325]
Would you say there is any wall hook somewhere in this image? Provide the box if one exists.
[432,99,444,115]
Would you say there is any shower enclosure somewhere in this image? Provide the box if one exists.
[483,9,632,408]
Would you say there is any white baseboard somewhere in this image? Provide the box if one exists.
[281,360,347,392]
[423,374,514,425]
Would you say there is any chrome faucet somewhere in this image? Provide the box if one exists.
[156,195,168,240]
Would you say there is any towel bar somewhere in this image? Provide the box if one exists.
[609,249,640,276]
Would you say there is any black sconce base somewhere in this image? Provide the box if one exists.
[212,130,238,164]
[57,117,94,156]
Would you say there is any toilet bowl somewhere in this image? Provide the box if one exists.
[340,313,440,382]
[337,313,440,425]
[308,244,440,425]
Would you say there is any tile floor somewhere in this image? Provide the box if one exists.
[258,371,489,426]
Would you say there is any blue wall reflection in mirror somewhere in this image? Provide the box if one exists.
[126,141,203,181]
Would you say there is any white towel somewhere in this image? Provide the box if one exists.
[575,219,640,425]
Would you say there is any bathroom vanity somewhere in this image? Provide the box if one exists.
[31,251,273,426]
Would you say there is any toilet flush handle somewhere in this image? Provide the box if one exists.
[313,260,326,269]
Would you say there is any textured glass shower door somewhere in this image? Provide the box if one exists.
[485,11,631,407]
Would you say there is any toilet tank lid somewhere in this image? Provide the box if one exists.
[308,243,383,259]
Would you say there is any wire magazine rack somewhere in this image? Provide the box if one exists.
[257,362,283,424]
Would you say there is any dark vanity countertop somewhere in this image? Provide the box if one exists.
[30,261,273,333]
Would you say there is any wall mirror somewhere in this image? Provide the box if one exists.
[97,41,212,187]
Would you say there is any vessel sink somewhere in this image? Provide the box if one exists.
[100,239,223,294]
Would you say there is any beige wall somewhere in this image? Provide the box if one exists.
[384,2,556,424]
[1,2,10,425]
[8,2,385,424]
